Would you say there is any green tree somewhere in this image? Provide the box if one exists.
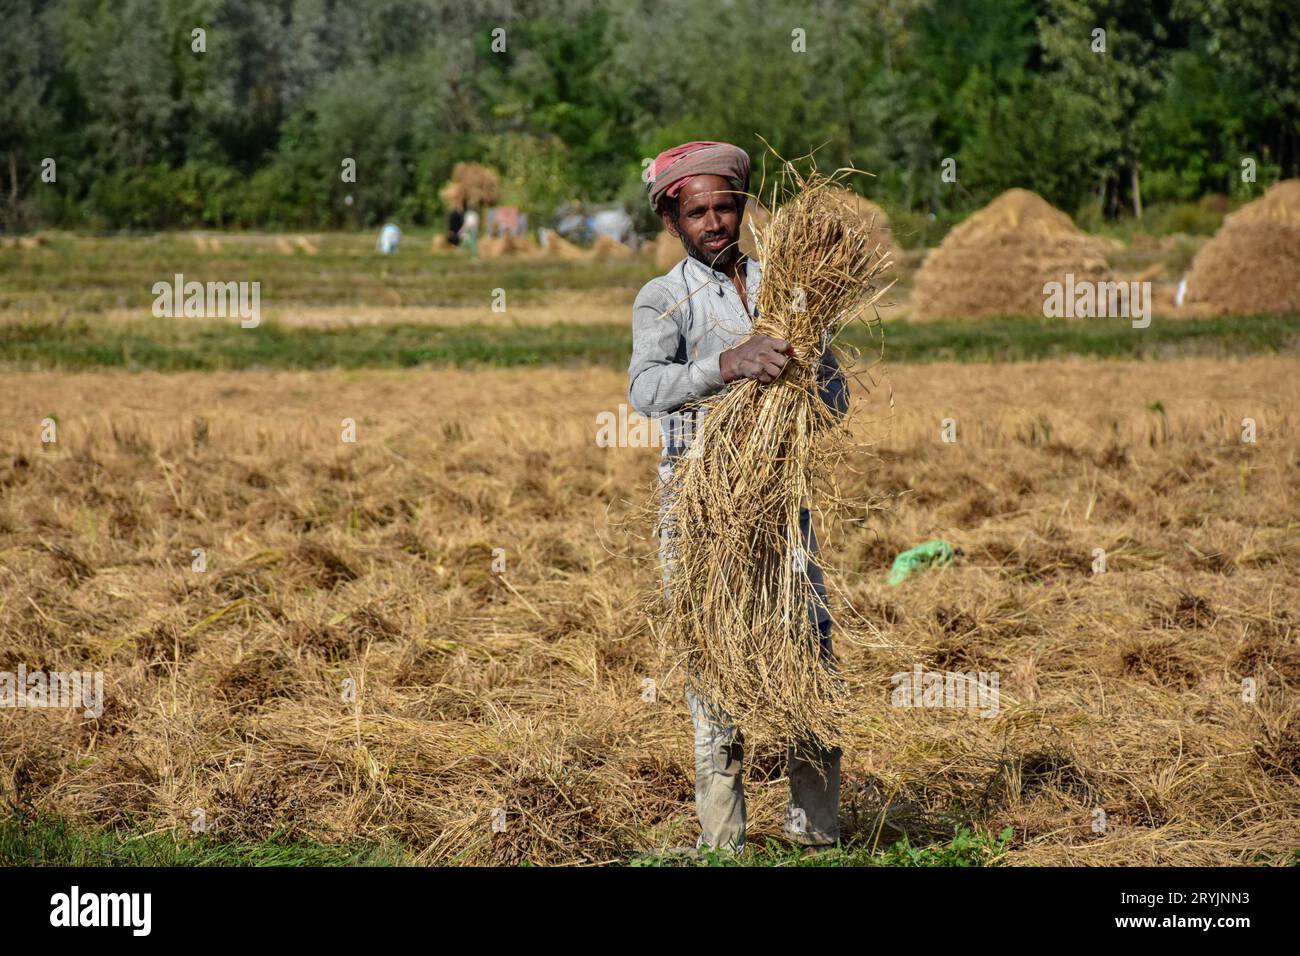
[1171,0,1300,181]
[1038,0,1178,218]
[0,0,53,229]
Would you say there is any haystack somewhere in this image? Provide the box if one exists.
[479,234,543,258]
[1183,180,1300,314]
[544,233,589,260]
[440,162,501,210]
[590,235,633,258]
[653,231,683,270]
[910,188,1112,320]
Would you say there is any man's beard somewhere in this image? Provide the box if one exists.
[678,222,743,270]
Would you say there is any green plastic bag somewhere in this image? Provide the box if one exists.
[887,539,959,587]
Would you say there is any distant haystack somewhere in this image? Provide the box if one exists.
[653,231,683,270]
[479,234,543,257]
[911,188,1112,320]
[1183,180,1300,314]
[590,235,633,258]
[440,163,501,210]
[545,233,589,260]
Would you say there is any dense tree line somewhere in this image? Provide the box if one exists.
[1,0,1296,233]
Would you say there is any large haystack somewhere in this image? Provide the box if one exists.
[1183,180,1300,314]
[910,188,1112,320]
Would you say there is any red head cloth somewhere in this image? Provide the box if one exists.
[644,141,751,214]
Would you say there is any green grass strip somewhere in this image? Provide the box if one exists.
[0,812,411,867]
[627,825,1017,867]
[2,810,1016,867]
[0,313,1295,371]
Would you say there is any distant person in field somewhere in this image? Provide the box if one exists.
[377,222,401,255]
[460,208,480,256]
[448,205,464,247]
[627,140,848,857]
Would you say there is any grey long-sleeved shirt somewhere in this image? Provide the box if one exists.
[628,252,848,484]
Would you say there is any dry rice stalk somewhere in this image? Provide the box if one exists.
[657,159,894,752]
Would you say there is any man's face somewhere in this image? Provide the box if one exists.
[662,174,745,270]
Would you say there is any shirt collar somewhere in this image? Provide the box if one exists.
[683,253,762,303]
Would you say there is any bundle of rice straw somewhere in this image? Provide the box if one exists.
[439,162,501,208]
[657,161,893,752]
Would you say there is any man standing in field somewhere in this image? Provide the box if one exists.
[628,140,848,857]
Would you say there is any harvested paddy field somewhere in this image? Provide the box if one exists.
[2,357,1297,864]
